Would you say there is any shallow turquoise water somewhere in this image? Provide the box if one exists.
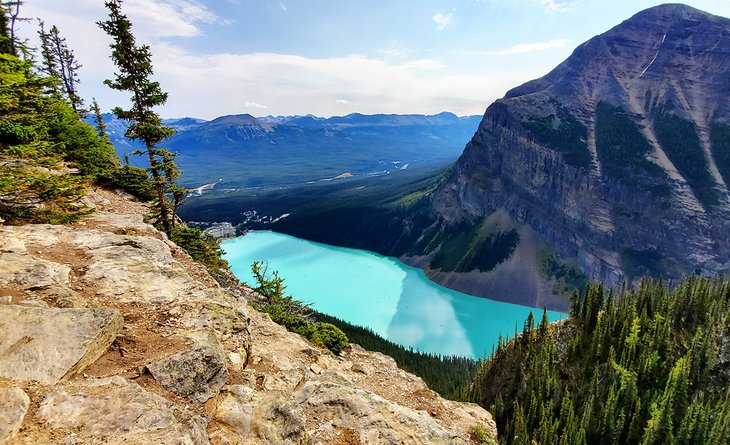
[222,231,565,359]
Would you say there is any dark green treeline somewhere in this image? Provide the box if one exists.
[470,277,730,444]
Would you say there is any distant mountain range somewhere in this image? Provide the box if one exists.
[95,112,482,189]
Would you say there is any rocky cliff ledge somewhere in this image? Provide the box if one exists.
[0,189,495,445]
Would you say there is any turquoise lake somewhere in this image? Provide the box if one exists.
[222,231,565,359]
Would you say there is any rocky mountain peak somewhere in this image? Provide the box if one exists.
[506,2,730,114]
[402,4,730,311]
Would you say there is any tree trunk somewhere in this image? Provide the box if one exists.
[146,143,170,233]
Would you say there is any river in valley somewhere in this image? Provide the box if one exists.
[222,231,565,359]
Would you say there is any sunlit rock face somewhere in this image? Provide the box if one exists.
[405,4,730,309]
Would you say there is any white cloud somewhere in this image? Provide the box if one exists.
[244,101,269,109]
[479,39,570,56]
[16,0,550,119]
[122,0,226,37]
[278,2,288,12]
[432,12,453,30]
[144,45,511,118]
[17,0,230,112]
[23,0,224,41]
[540,0,571,13]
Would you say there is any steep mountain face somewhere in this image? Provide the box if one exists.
[407,4,730,310]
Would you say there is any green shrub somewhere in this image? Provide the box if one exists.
[0,53,93,224]
[51,104,119,177]
[0,122,35,144]
[314,322,348,354]
[99,165,156,201]
[471,424,496,445]
[250,261,348,354]
[169,225,228,272]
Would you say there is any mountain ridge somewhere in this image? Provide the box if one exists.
[96,111,482,189]
[417,3,730,308]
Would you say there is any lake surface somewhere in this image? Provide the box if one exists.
[222,231,565,359]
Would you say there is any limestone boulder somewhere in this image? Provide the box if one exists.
[38,377,209,445]
[146,331,228,404]
[0,252,81,307]
[298,381,466,444]
[0,305,123,384]
[76,234,195,304]
[87,212,151,233]
[214,385,255,436]
[180,301,251,367]
[0,387,30,443]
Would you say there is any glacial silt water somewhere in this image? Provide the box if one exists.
[223,231,565,359]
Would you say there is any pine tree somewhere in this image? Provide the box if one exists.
[539,308,549,337]
[1,1,23,56]
[98,0,178,233]
[0,3,13,55]
[0,36,87,222]
[38,22,84,114]
[472,277,730,445]
[90,98,108,140]
[522,311,535,345]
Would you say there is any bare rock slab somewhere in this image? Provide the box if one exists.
[0,305,123,384]
[0,387,30,443]
[146,331,228,404]
[214,385,255,436]
[39,377,209,445]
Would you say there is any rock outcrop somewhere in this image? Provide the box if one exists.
[0,388,29,443]
[0,305,123,384]
[0,189,495,444]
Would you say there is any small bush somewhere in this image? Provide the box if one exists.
[0,122,36,145]
[314,322,348,354]
[169,225,228,272]
[471,424,496,445]
[99,165,156,201]
[251,261,348,354]
[48,101,119,177]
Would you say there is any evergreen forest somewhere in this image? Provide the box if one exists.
[470,277,730,444]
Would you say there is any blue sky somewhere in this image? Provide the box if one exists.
[19,0,730,119]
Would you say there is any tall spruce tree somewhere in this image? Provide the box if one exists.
[90,98,108,140]
[1,1,22,56]
[0,3,12,54]
[38,21,84,114]
[98,0,179,233]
